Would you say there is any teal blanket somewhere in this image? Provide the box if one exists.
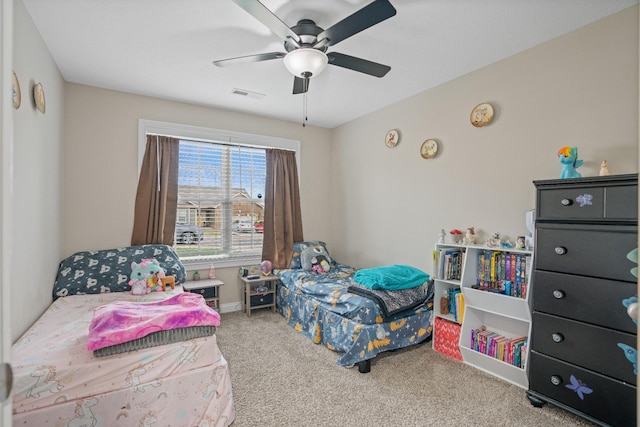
[354,265,429,290]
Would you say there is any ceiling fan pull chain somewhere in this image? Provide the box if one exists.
[302,92,308,127]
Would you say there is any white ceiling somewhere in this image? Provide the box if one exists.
[22,0,638,128]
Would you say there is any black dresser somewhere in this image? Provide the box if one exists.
[528,174,638,426]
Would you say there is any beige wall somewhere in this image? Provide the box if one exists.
[329,6,639,274]
[11,0,65,340]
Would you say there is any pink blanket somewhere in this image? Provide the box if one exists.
[87,292,221,351]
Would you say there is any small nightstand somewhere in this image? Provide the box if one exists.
[183,278,224,310]
[239,275,278,317]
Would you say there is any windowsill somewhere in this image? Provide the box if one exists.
[180,256,262,271]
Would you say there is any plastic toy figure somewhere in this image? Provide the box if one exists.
[558,146,583,179]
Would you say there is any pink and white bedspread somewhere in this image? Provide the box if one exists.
[12,288,235,426]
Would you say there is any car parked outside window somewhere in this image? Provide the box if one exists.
[232,220,254,233]
[254,221,264,233]
[175,223,204,244]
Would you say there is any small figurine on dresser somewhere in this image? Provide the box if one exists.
[438,229,446,244]
[599,160,610,176]
[558,146,583,179]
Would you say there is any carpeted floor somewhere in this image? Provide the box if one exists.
[215,309,595,427]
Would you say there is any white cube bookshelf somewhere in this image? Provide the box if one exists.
[434,243,534,389]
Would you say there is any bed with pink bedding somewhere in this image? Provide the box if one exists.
[11,244,235,426]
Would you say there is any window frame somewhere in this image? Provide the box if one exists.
[138,119,301,270]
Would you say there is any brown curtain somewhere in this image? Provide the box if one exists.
[131,135,179,245]
[262,149,303,268]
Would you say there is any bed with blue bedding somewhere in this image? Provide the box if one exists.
[275,241,434,372]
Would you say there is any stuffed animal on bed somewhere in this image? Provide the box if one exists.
[311,255,331,274]
[129,258,166,294]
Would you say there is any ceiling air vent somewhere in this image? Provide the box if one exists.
[232,88,265,99]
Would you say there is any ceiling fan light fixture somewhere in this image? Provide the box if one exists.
[283,48,328,78]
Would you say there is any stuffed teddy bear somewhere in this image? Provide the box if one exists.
[129,258,166,294]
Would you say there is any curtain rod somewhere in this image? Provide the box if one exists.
[146,132,296,152]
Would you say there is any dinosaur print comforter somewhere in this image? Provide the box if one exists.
[12,288,234,426]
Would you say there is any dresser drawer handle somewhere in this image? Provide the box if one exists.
[554,247,567,255]
[551,333,564,343]
[550,375,563,386]
[552,290,565,299]
[560,198,573,206]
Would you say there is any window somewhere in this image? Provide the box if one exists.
[175,139,266,261]
[138,120,300,268]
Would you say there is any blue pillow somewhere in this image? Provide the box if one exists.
[52,244,186,300]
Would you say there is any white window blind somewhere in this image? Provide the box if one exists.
[174,138,266,263]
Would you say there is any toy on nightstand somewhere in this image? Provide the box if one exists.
[558,146,583,179]
[260,260,273,276]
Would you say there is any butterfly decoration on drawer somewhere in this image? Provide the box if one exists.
[575,193,593,207]
[565,375,593,400]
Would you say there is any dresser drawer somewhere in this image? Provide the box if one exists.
[532,270,637,333]
[529,351,636,427]
[535,176,637,221]
[537,186,605,220]
[531,312,636,385]
[535,223,637,282]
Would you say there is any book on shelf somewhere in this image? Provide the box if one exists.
[474,250,531,299]
[469,325,528,368]
[434,247,465,281]
[455,291,465,324]
[446,287,464,323]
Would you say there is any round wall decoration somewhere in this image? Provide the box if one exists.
[470,103,494,127]
[34,82,46,114]
[12,71,21,109]
[420,139,438,159]
[385,129,400,148]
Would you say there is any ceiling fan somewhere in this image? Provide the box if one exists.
[213,0,397,94]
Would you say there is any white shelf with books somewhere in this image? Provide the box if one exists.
[431,244,466,360]
[459,307,530,388]
[433,242,533,388]
[432,244,466,324]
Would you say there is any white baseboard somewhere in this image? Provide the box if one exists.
[219,302,242,313]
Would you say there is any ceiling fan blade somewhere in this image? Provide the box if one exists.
[293,76,309,94]
[232,0,301,45]
[213,51,285,67]
[327,52,390,77]
[316,0,396,47]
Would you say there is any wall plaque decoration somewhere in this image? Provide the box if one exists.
[34,82,46,114]
[420,139,438,159]
[385,129,400,148]
[470,103,493,127]
[12,71,21,109]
